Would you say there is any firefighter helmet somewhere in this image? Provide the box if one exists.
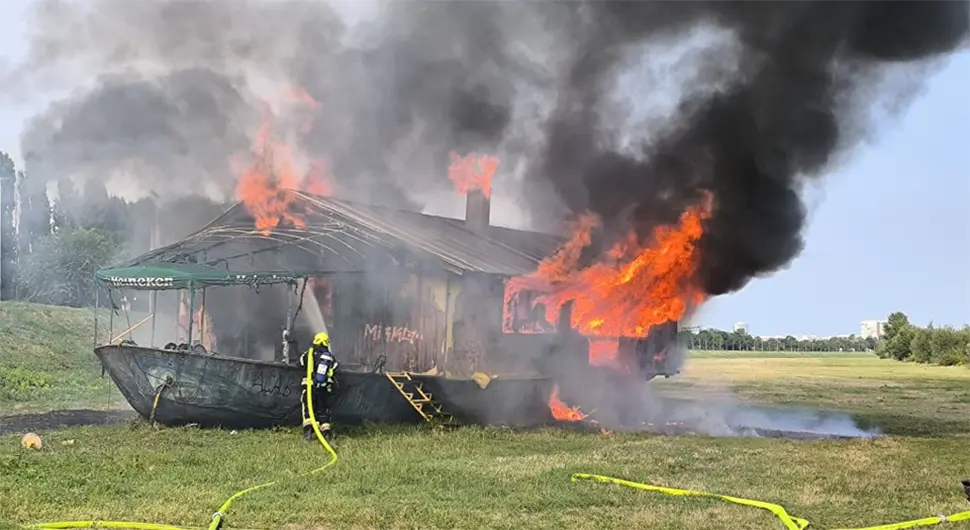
[313,331,330,347]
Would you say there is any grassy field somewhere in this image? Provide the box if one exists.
[0,301,124,415]
[1,301,969,529]
[655,352,970,437]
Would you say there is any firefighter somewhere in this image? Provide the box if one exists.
[299,331,338,442]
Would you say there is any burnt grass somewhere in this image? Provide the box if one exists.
[0,409,138,436]
[549,419,871,441]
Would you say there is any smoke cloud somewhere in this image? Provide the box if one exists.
[8,0,966,297]
[10,0,562,219]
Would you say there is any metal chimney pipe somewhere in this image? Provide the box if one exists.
[465,189,490,236]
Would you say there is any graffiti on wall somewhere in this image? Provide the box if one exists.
[364,323,424,345]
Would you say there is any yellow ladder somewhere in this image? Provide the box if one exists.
[385,371,453,423]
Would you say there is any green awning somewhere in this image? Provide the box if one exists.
[96,262,314,290]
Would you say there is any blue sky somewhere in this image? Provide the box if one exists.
[0,2,966,338]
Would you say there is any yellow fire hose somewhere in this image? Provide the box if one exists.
[24,360,338,530]
[571,473,970,530]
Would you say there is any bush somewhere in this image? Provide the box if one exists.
[17,228,122,308]
[928,326,968,366]
[877,311,969,367]
[909,326,932,363]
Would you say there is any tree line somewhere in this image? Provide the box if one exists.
[0,151,227,308]
[680,314,969,368]
[0,150,135,307]
[678,327,878,353]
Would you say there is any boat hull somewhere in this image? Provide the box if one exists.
[94,345,556,429]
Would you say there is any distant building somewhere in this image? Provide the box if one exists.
[733,322,749,334]
[860,320,887,339]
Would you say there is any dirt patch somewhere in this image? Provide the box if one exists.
[0,409,139,436]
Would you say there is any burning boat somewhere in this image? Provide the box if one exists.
[93,184,684,430]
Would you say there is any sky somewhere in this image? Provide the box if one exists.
[0,1,967,338]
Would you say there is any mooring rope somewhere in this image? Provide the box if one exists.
[148,379,173,425]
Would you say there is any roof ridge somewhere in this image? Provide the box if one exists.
[287,189,564,238]
[291,190,557,266]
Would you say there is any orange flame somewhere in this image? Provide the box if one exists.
[233,88,334,235]
[548,384,587,422]
[448,151,499,198]
[502,213,597,334]
[506,193,712,367]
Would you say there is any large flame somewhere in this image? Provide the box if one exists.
[233,88,333,235]
[507,194,712,367]
[448,151,499,198]
[525,197,712,421]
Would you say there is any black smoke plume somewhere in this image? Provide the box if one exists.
[9,0,552,214]
[532,1,969,295]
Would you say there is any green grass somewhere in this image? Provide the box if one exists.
[2,420,969,530]
[1,301,970,529]
[687,349,875,359]
[0,301,126,415]
[660,352,970,437]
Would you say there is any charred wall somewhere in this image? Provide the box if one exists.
[330,265,453,373]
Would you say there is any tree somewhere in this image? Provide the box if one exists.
[52,179,133,247]
[0,151,16,300]
[885,326,914,361]
[16,170,52,258]
[928,326,967,366]
[882,312,911,343]
[908,325,931,363]
[18,228,121,308]
[877,311,912,360]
